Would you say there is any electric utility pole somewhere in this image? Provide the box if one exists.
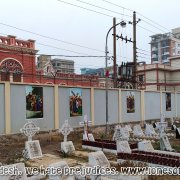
[113,17,117,88]
[133,11,137,89]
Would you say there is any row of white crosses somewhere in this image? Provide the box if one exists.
[132,114,172,138]
[20,115,91,157]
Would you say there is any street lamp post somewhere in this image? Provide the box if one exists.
[105,21,124,134]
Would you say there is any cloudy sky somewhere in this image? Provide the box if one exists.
[0,0,180,73]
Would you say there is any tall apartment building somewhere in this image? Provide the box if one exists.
[172,27,180,39]
[51,58,74,73]
[150,28,180,64]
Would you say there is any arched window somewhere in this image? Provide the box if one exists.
[0,58,23,82]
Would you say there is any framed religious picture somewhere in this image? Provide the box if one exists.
[26,86,43,119]
[127,91,135,113]
[69,88,82,117]
[166,93,171,111]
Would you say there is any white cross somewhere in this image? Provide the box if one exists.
[59,120,73,142]
[113,125,121,141]
[115,125,121,130]
[157,114,167,138]
[160,114,165,123]
[20,121,40,141]
[171,117,175,125]
[79,115,92,139]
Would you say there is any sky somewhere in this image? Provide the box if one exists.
[0,0,180,73]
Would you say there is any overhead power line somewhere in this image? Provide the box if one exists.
[61,0,166,35]
[0,22,104,53]
[137,47,151,54]
[137,51,151,57]
[73,0,132,18]
[37,43,90,55]
[57,0,116,18]
[137,25,157,34]
[0,31,133,62]
[137,55,151,60]
[101,0,171,33]
[101,0,134,12]
[72,0,172,36]
[140,19,167,33]
[136,12,170,32]
[0,32,94,56]
[0,49,108,58]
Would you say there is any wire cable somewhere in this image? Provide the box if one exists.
[137,47,151,54]
[73,0,132,18]
[137,25,157,34]
[57,0,117,18]
[101,0,134,12]
[137,12,170,32]
[101,0,171,33]
[137,51,151,56]
[0,48,108,58]
[0,22,105,53]
[37,43,90,55]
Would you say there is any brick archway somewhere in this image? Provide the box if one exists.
[0,58,24,82]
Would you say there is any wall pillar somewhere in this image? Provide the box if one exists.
[140,90,145,126]
[118,89,122,124]
[175,92,177,117]
[54,85,59,129]
[5,82,11,134]
[90,88,95,126]
[160,91,163,115]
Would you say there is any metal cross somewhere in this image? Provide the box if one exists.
[59,120,73,142]
[20,121,40,141]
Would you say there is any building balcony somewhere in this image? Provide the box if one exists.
[163,52,169,55]
[161,45,170,48]
[162,59,169,63]
[152,47,157,51]
[152,58,158,63]
[152,54,157,58]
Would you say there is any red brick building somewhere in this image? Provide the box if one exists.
[0,35,99,86]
